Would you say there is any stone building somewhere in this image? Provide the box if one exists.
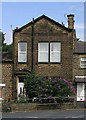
[13,14,74,99]
[73,42,86,101]
[1,52,13,101]
[2,14,86,101]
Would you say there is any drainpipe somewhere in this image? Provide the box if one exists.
[31,18,34,71]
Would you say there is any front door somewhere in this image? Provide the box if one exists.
[18,83,24,96]
[77,83,85,101]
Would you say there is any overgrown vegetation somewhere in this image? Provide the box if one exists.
[24,72,76,100]
[0,31,13,58]
[2,101,11,112]
[0,32,5,51]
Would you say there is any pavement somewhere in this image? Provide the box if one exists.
[1,109,86,119]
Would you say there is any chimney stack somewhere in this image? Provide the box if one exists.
[67,14,75,29]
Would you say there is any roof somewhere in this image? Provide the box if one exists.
[74,41,86,54]
[14,14,73,32]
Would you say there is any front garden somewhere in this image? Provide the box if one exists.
[2,72,78,112]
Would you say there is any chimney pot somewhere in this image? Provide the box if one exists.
[16,27,18,29]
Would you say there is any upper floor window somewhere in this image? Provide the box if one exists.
[80,58,86,68]
[18,42,27,63]
[38,43,49,62]
[50,42,61,62]
[38,42,61,63]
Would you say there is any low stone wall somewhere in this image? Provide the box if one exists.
[11,102,75,112]
[2,100,86,112]
[76,101,86,108]
[11,103,37,112]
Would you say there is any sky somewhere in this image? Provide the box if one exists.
[1,1,85,44]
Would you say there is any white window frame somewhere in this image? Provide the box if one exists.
[80,58,86,68]
[38,42,49,62]
[0,84,5,87]
[0,84,5,101]
[18,42,27,63]
[50,42,61,63]
[38,42,61,63]
[77,83,85,101]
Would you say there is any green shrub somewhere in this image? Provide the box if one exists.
[2,101,11,112]
[24,73,76,100]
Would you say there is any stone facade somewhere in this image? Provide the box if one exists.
[73,42,86,80]
[2,61,13,100]
[73,54,86,79]
[12,14,75,99]
[73,42,86,101]
[13,15,74,80]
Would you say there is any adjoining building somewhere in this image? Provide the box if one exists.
[73,42,86,101]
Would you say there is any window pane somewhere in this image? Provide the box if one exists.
[81,62,86,68]
[81,58,86,61]
[51,43,61,51]
[39,53,48,62]
[50,52,60,62]
[18,53,27,62]
[50,42,61,62]
[18,42,27,62]
[80,58,86,68]
[39,43,49,51]
[38,43,49,62]
[19,42,27,51]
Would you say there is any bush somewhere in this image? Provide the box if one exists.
[24,73,76,100]
[2,101,11,112]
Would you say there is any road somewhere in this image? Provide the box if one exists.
[2,110,86,119]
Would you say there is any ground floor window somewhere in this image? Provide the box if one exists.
[77,83,85,101]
